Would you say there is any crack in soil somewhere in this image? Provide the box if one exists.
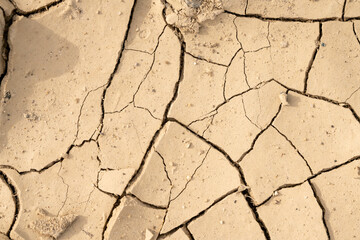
[308,180,331,240]
[0,170,20,238]
[170,147,211,201]
[341,0,347,21]
[303,22,322,93]
[257,154,360,207]
[157,188,238,237]
[12,0,65,17]
[237,104,283,163]
[271,125,314,175]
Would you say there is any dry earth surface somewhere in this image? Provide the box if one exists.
[0,0,360,239]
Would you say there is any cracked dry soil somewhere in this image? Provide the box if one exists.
[0,0,360,239]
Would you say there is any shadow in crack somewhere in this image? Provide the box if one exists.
[0,17,79,163]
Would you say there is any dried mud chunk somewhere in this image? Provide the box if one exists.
[134,27,181,119]
[29,209,76,239]
[0,0,134,172]
[223,50,248,99]
[126,0,166,53]
[347,21,360,116]
[273,92,360,173]
[234,17,269,52]
[98,168,135,196]
[0,0,14,16]
[154,122,210,199]
[5,142,115,240]
[3,166,68,240]
[161,148,240,233]
[242,21,319,90]
[165,0,223,34]
[344,0,360,18]
[0,175,15,234]
[0,233,9,240]
[98,105,161,170]
[168,54,226,126]
[258,182,328,240]
[11,0,55,12]
[182,13,240,65]
[128,149,171,207]
[247,0,344,19]
[307,21,360,102]
[269,21,319,90]
[311,160,360,239]
[0,12,4,76]
[222,0,246,14]
[203,96,260,161]
[104,50,153,113]
[188,192,265,240]
[161,228,190,240]
[241,81,285,129]
[74,86,104,145]
[240,127,312,204]
[104,196,166,240]
[244,48,273,88]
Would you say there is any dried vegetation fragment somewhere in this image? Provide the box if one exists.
[240,127,312,204]
[161,147,241,233]
[104,196,166,240]
[188,192,266,240]
[165,0,223,33]
[258,182,328,240]
[4,142,116,240]
[126,0,165,53]
[0,176,15,234]
[273,92,360,173]
[246,0,344,19]
[311,160,360,239]
[307,21,360,102]
[0,0,134,172]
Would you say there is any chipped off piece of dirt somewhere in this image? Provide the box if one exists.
[165,0,223,33]
[28,208,76,239]
[0,0,360,239]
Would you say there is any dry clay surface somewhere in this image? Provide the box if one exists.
[0,0,360,239]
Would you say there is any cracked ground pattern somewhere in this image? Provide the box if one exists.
[0,0,360,239]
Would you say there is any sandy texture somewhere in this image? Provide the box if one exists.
[0,0,359,239]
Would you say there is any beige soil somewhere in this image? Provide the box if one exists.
[0,0,360,239]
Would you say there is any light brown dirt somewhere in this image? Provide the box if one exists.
[0,0,360,240]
